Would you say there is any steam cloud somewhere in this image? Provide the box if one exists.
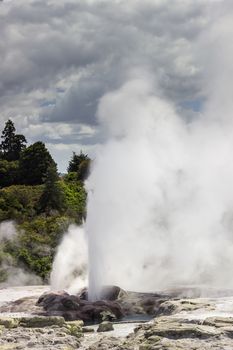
[0,221,42,287]
[86,74,233,300]
[50,225,87,293]
[0,221,17,241]
[50,2,233,300]
[84,5,233,300]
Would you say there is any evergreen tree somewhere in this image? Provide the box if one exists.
[0,160,19,187]
[38,163,66,214]
[77,158,91,181]
[67,151,89,173]
[19,141,55,185]
[67,151,90,181]
[0,120,27,161]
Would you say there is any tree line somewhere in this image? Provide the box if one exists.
[0,119,91,217]
[0,119,91,187]
[0,120,90,281]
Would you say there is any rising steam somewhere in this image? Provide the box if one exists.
[50,2,233,301]
[0,221,42,287]
[50,225,87,293]
[86,72,233,300]
[85,6,233,300]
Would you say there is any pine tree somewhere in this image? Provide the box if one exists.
[19,141,55,185]
[67,151,88,173]
[67,151,90,181]
[38,163,66,214]
[0,120,27,161]
[77,158,91,181]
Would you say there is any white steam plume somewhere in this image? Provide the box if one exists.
[50,225,88,293]
[86,55,233,300]
[51,2,233,300]
[0,221,17,241]
[85,4,233,300]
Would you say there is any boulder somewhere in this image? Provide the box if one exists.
[100,310,117,321]
[145,323,219,339]
[155,299,212,316]
[66,320,84,328]
[100,286,124,300]
[97,321,114,332]
[37,291,124,323]
[65,322,83,338]
[19,316,65,328]
[37,291,77,311]
[82,326,95,333]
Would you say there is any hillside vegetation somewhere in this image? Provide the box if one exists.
[0,120,90,283]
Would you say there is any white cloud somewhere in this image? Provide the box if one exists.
[0,0,230,171]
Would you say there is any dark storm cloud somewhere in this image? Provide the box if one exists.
[1,1,207,122]
[0,0,221,171]
[0,1,102,96]
[40,0,207,126]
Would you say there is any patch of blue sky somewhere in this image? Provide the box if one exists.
[181,98,205,112]
[40,100,56,107]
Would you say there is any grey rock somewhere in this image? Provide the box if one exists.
[20,316,65,328]
[97,321,114,332]
[82,326,95,333]
[203,316,233,328]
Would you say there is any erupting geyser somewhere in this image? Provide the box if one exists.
[51,5,233,302]
[86,75,233,301]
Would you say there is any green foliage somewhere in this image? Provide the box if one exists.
[68,151,88,172]
[0,179,87,224]
[0,185,43,222]
[0,180,86,280]
[62,174,87,223]
[0,160,19,188]
[67,151,91,181]
[0,126,89,282]
[3,216,71,280]
[19,216,69,248]
[0,120,27,161]
[0,268,7,283]
[17,248,52,280]
[19,141,55,185]
[0,243,18,283]
[38,163,66,214]
[18,216,70,279]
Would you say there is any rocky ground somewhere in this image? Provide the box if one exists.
[1,286,233,349]
[0,318,82,350]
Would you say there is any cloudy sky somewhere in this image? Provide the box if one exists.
[0,0,228,172]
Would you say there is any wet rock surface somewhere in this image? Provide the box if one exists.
[97,321,114,332]
[1,285,214,324]
[125,316,233,350]
[36,290,124,323]
[1,286,233,349]
[0,316,83,350]
[0,296,45,315]
[79,290,233,349]
[82,315,233,349]
[36,286,174,324]
[0,325,82,350]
